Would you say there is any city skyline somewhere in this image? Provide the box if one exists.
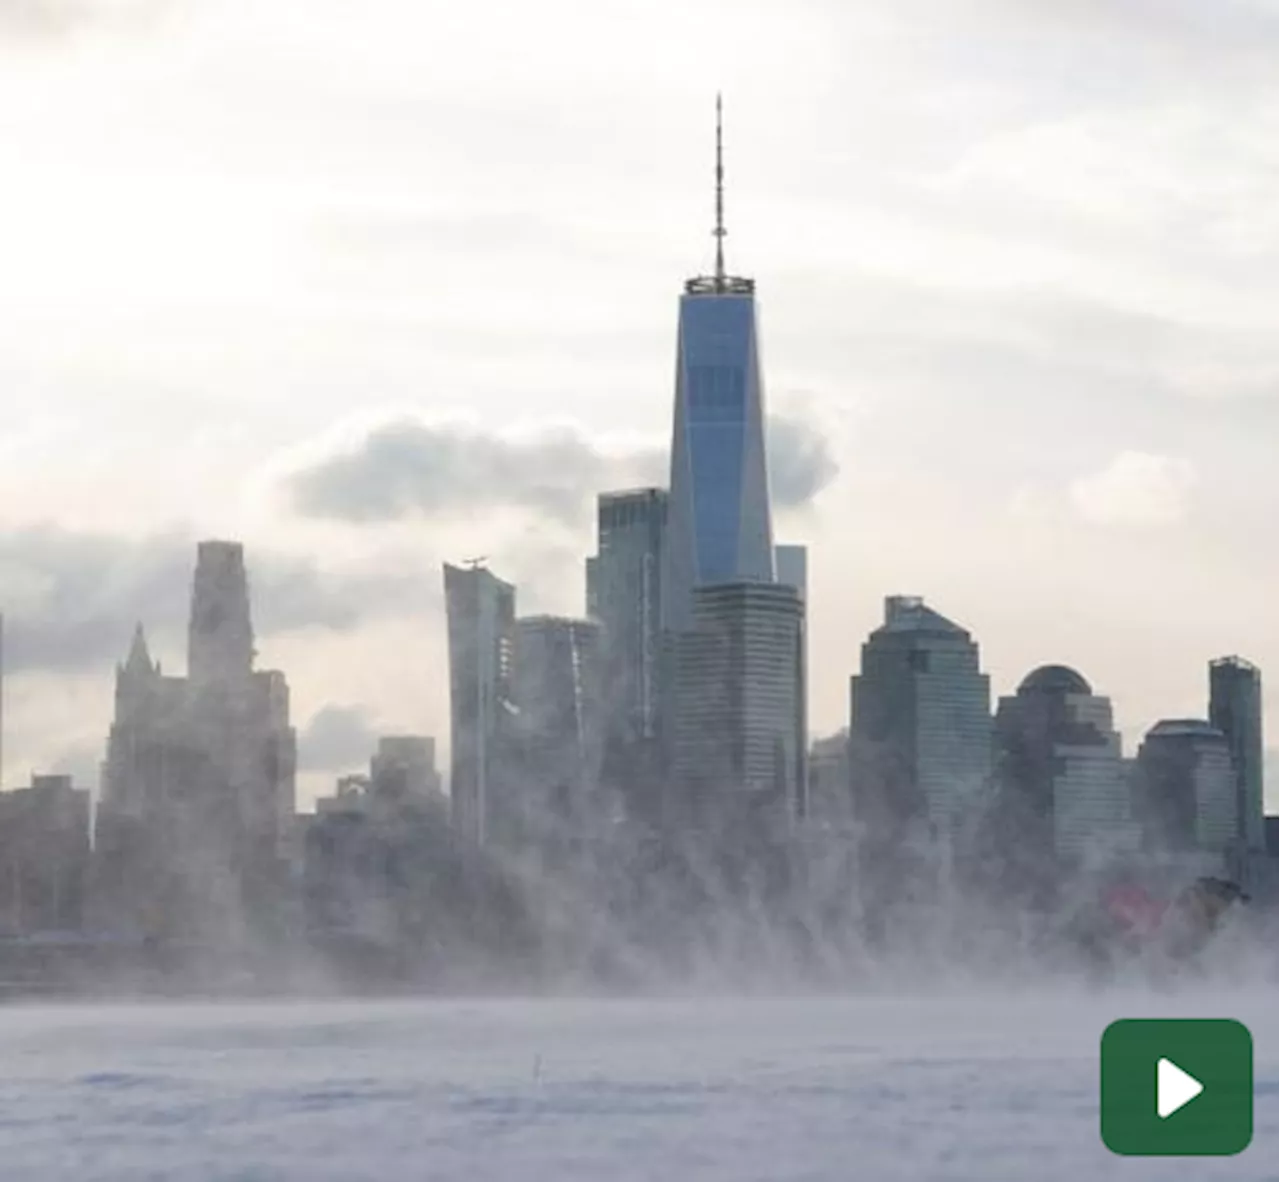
[0,0,1274,810]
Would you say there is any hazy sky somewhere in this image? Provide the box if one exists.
[0,0,1275,809]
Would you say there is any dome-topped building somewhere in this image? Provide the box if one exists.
[1017,664,1092,697]
[995,663,1136,872]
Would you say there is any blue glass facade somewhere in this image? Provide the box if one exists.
[663,291,775,633]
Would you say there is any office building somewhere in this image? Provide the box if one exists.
[513,615,604,839]
[662,97,775,635]
[588,489,666,742]
[1208,656,1266,854]
[1134,719,1236,871]
[993,665,1137,872]
[443,561,517,847]
[670,582,804,828]
[0,774,91,934]
[94,543,297,942]
[588,488,667,823]
[849,596,992,847]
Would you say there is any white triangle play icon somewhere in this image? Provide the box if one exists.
[1157,1057,1204,1119]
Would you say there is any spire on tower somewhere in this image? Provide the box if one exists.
[714,92,726,289]
[123,622,155,677]
[684,92,753,296]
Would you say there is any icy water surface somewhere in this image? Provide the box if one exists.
[0,989,1274,1181]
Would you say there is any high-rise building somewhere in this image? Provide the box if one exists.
[443,561,516,847]
[993,665,1137,873]
[1208,656,1265,853]
[670,582,804,828]
[662,97,775,635]
[513,615,604,837]
[589,489,667,745]
[94,543,296,942]
[1134,719,1236,873]
[0,773,91,934]
[849,596,992,847]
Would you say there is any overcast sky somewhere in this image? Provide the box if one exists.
[0,0,1275,809]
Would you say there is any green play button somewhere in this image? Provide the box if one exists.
[1101,1019,1253,1156]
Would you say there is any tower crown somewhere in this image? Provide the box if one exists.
[188,539,255,683]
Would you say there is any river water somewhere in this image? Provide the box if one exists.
[0,987,1274,1181]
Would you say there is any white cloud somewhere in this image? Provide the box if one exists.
[1068,451,1197,527]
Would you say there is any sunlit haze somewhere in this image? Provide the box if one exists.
[0,0,1274,812]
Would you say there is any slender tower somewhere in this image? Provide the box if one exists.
[662,95,775,635]
[443,560,517,846]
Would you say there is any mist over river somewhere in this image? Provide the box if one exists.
[0,987,1274,1181]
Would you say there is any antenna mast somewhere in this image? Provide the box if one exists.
[714,92,726,290]
[684,92,753,296]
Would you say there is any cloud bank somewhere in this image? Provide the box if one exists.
[0,526,435,675]
[283,411,839,526]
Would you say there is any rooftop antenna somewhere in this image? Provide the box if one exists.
[684,93,752,297]
[713,92,726,290]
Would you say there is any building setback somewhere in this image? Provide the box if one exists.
[443,562,517,848]
[850,596,992,847]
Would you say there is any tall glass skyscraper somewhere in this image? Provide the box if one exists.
[662,96,775,634]
[588,488,667,746]
[443,561,516,847]
[586,488,668,823]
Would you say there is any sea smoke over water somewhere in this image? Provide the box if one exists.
[0,985,1273,1182]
